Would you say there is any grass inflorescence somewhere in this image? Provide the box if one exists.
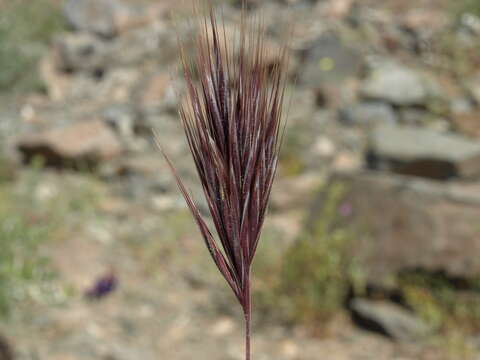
[158,2,290,359]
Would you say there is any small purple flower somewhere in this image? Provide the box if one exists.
[339,202,353,217]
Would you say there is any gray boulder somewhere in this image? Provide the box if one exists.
[368,124,480,180]
[53,25,177,74]
[64,0,144,38]
[65,0,120,37]
[397,108,429,126]
[351,299,430,342]
[54,33,107,73]
[466,74,480,105]
[311,172,480,286]
[103,104,139,139]
[360,62,433,106]
[299,35,364,86]
[339,102,397,126]
[16,120,124,169]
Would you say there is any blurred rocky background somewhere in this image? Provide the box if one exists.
[2,0,480,359]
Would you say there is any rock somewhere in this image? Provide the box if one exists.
[210,317,236,337]
[103,104,139,139]
[64,0,118,37]
[338,102,397,126]
[54,33,107,73]
[64,0,147,38]
[367,124,480,180]
[0,155,16,182]
[333,151,362,172]
[426,117,451,133]
[53,22,175,73]
[228,0,261,10]
[111,4,156,35]
[116,154,166,178]
[397,108,429,126]
[313,172,480,285]
[263,40,296,75]
[351,299,430,342]
[271,174,323,211]
[324,0,354,19]
[360,62,432,106]
[0,107,24,140]
[137,72,179,113]
[140,73,170,106]
[147,0,197,19]
[17,120,123,169]
[106,24,177,67]
[40,51,74,102]
[199,23,292,76]
[0,334,13,360]
[402,8,449,35]
[313,136,336,158]
[460,13,480,37]
[102,104,150,153]
[43,66,140,105]
[453,112,480,138]
[111,154,174,201]
[299,34,364,87]
[466,74,480,105]
[450,97,474,115]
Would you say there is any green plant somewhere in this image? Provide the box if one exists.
[0,179,53,317]
[281,184,363,323]
[126,210,197,274]
[0,156,14,183]
[456,0,480,18]
[397,270,480,358]
[0,159,103,317]
[0,0,65,93]
[255,183,365,329]
[280,131,307,177]
[400,271,480,333]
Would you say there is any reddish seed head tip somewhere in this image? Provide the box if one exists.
[164,2,289,308]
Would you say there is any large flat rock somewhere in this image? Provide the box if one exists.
[299,34,364,86]
[64,0,148,38]
[368,124,480,180]
[360,62,434,106]
[351,299,430,342]
[310,172,480,286]
[16,120,123,169]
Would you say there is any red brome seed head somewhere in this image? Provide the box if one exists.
[157,4,289,355]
